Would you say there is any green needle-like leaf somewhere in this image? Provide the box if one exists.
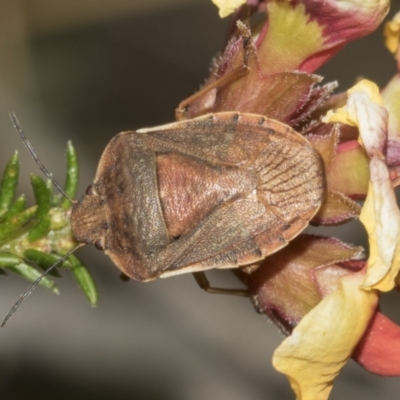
[68,254,98,306]
[0,206,37,244]
[4,195,26,220]
[6,262,58,293]
[0,252,24,267]
[0,151,19,217]
[23,250,97,304]
[0,143,91,302]
[28,175,51,242]
[23,249,62,277]
[61,141,78,209]
[46,178,55,206]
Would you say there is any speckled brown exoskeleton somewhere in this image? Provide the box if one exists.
[70,112,326,292]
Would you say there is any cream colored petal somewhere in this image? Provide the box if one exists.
[359,159,400,290]
[381,73,400,138]
[331,0,388,14]
[272,272,378,400]
[211,0,246,17]
[323,80,386,157]
[323,79,400,291]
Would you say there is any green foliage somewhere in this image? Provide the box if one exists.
[0,145,98,306]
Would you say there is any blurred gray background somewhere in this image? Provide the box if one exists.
[0,1,400,399]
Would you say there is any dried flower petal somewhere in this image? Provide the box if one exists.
[240,235,363,333]
[313,189,361,224]
[305,125,339,169]
[182,0,388,120]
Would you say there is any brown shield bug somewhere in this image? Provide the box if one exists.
[3,111,325,326]
[71,111,325,282]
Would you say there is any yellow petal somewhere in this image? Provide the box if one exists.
[272,272,378,400]
[327,141,370,197]
[211,0,246,18]
[323,79,400,291]
[323,80,384,131]
[384,11,400,55]
[347,80,383,105]
[359,159,400,290]
[382,73,400,138]
[258,1,324,75]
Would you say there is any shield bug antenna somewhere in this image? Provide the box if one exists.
[2,113,84,328]
[9,111,75,204]
[1,244,84,328]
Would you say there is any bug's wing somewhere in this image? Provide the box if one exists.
[157,199,266,271]
[98,129,266,280]
[95,112,324,281]
[137,113,269,167]
[136,112,325,277]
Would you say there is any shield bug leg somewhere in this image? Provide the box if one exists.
[192,272,251,297]
[119,273,130,282]
[175,21,252,120]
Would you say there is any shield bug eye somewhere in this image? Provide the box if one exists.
[86,185,95,195]
[94,239,104,250]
